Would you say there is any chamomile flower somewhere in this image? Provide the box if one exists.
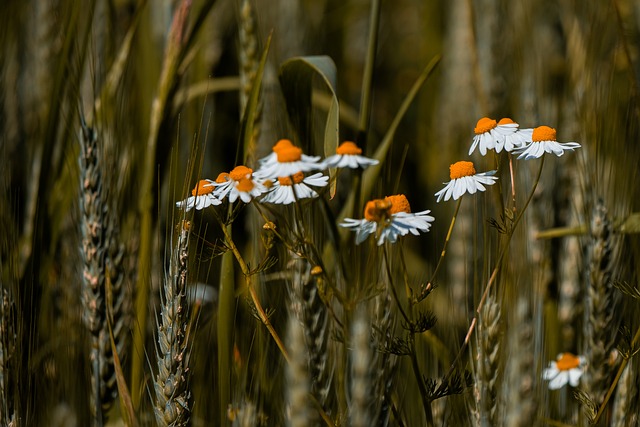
[435,161,498,202]
[254,139,321,179]
[469,117,502,155]
[340,194,434,245]
[322,141,379,169]
[260,172,328,205]
[542,352,586,390]
[176,179,221,211]
[516,125,581,160]
[213,165,267,203]
[498,118,534,152]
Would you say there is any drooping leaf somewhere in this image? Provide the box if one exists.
[279,56,340,195]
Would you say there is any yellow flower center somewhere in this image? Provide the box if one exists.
[498,117,515,125]
[336,141,362,155]
[475,117,497,134]
[364,198,392,222]
[532,125,557,142]
[236,177,255,192]
[276,146,303,162]
[191,180,215,196]
[449,161,476,180]
[385,194,411,214]
[272,138,294,153]
[556,353,581,371]
[229,165,253,181]
[215,172,230,183]
[277,172,305,186]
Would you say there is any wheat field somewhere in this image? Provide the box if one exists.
[1,0,640,426]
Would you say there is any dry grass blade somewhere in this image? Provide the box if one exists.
[0,288,16,425]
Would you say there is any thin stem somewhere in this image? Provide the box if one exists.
[218,218,291,364]
[430,196,462,284]
[445,155,546,380]
[509,153,517,212]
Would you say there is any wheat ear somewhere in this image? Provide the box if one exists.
[289,258,332,409]
[475,294,501,427]
[583,199,620,405]
[349,310,375,427]
[79,122,108,425]
[153,221,191,426]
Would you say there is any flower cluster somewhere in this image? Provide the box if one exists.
[176,139,377,211]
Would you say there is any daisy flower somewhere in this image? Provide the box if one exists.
[435,161,498,202]
[254,139,321,179]
[213,165,267,203]
[322,141,379,169]
[542,352,586,390]
[260,172,328,205]
[176,179,221,211]
[340,194,434,245]
[497,118,534,152]
[516,125,581,160]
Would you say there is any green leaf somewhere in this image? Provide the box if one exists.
[238,31,273,165]
[279,55,340,195]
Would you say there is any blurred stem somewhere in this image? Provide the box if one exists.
[416,197,463,304]
[218,217,290,364]
[443,155,546,382]
[382,246,434,426]
[132,0,191,409]
[218,211,235,426]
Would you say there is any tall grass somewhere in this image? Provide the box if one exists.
[1,0,640,426]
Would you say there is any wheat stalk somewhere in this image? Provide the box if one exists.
[286,312,314,427]
[504,299,537,427]
[372,292,397,427]
[611,361,638,427]
[349,310,374,427]
[153,221,192,427]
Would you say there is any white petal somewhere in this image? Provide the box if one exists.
[548,372,569,390]
[568,368,583,387]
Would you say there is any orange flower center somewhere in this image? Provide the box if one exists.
[449,161,476,180]
[272,138,294,153]
[364,198,392,222]
[191,180,215,196]
[277,172,305,186]
[498,117,515,125]
[230,165,253,181]
[276,146,303,162]
[532,125,557,142]
[215,172,230,183]
[236,177,255,192]
[475,117,497,134]
[336,141,362,155]
[385,194,411,214]
[556,353,581,371]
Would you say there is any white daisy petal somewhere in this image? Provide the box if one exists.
[548,372,569,390]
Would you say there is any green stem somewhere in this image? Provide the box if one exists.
[218,215,235,426]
